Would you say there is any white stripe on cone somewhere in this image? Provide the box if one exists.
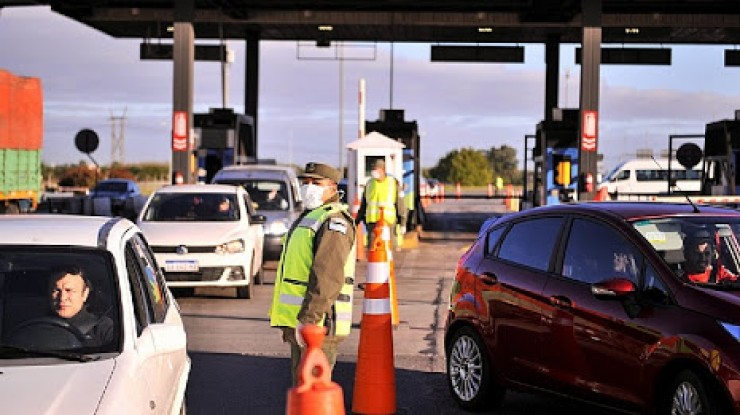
[366,262,390,283]
[363,298,392,315]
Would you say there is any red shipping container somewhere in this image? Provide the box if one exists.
[0,69,42,150]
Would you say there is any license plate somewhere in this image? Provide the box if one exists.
[165,260,199,272]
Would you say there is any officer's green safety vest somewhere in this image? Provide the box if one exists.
[365,177,397,225]
[269,203,356,337]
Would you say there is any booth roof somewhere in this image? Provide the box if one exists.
[346,131,406,150]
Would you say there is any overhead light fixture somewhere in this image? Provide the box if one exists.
[166,25,174,32]
[625,28,640,35]
[318,25,333,31]
[478,27,493,33]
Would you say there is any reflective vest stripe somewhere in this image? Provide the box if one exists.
[280,293,304,306]
[298,217,322,232]
[366,262,390,283]
[363,298,391,315]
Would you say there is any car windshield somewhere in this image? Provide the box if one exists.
[219,180,289,211]
[142,192,240,221]
[0,248,121,355]
[632,216,740,289]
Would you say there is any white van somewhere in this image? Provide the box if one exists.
[600,158,702,196]
[212,164,303,259]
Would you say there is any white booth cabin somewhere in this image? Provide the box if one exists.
[346,131,406,211]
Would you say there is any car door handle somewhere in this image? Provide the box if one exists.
[480,272,498,285]
[549,295,574,308]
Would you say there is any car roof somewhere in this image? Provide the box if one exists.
[504,202,740,223]
[0,215,134,247]
[152,184,241,194]
[213,164,296,180]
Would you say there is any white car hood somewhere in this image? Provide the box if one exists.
[0,359,115,414]
[139,222,247,245]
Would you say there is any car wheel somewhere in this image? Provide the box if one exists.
[660,370,721,415]
[236,284,251,299]
[446,326,504,412]
[253,254,264,285]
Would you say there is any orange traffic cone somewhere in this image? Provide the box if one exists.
[352,209,396,415]
[594,186,609,202]
[286,324,345,415]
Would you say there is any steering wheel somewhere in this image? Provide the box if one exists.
[5,316,87,350]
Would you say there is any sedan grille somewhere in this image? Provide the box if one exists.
[151,245,217,254]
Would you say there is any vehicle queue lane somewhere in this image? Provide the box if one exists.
[178,237,622,415]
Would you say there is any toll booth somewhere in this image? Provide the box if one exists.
[193,108,256,183]
[533,109,580,206]
[364,109,421,229]
[702,115,740,195]
[346,132,405,214]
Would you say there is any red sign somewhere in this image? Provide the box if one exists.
[172,111,188,152]
[581,110,598,152]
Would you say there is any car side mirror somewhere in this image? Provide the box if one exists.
[251,214,267,224]
[591,277,636,300]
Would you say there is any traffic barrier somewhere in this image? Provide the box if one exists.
[487,183,493,198]
[455,182,461,200]
[440,183,445,201]
[352,208,397,415]
[286,324,345,415]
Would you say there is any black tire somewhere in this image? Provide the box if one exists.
[446,326,505,412]
[252,254,264,285]
[659,369,722,415]
[236,284,251,299]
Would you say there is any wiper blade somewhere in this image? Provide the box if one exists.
[0,344,99,362]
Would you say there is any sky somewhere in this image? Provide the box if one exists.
[1,6,739,173]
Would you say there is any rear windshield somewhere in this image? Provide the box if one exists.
[216,179,290,211]
[94,182,128,193]
[631,216,740,289]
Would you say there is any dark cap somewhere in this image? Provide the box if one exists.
[299,162,342,183]
[372,159,386,169]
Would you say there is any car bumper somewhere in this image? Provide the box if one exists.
[153,252,251,287]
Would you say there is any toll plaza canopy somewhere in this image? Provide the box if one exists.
[3,1,740,44]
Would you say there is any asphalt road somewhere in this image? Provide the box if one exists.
[177,232,624,415]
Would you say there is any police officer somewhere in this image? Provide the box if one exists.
[357,159,406,250]
[268,162,356,386]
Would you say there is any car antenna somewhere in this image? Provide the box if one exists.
[651,156,700,213]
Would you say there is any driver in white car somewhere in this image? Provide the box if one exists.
[49,267,114,347]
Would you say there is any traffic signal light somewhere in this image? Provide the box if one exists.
[553,155,571,187]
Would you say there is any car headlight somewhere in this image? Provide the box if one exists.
[215,239,245,254]
[720,322,740,341]
[265,219,290,236]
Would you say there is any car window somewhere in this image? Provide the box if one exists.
[562,219,641,284]
[498,217,564,271]
[0,248,121,353]
[485,225,507,256]
[126,235,168,324]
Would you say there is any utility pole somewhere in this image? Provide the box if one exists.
[110,107,127,165]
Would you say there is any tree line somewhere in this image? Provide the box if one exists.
[44,144,522,189]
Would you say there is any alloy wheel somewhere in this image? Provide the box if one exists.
[449,334,484,402]
[671,381,702,415]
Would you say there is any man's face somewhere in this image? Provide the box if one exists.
[51,273,89,319]
[685,241,712,274]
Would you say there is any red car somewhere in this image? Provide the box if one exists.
[445,202,740,414]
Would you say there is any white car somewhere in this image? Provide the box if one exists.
[137,184,265,299]
[0,215,189,415]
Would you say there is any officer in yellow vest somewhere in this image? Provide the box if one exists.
[357,159,406,250]
[268,162,356,386]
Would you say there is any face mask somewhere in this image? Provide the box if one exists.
[300,184,325,210]
[371,170,381,179]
